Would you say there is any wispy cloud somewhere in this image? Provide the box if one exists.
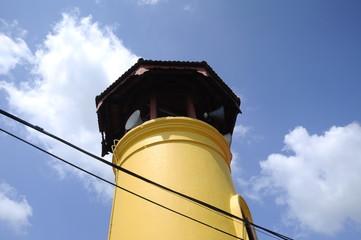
[183,4,195,14]
[0,33,32,75]
[233,124,250,138]
[230,123,251,188]
[0,19,28,38]
[136,0,161,5]
[0,181,32,234]
[251,122,361,234]
[0,12,139,200]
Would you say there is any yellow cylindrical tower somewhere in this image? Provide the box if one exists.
[109,117,240,239]
[95,59,257,240]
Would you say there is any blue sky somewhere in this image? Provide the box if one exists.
[1,0,361,239]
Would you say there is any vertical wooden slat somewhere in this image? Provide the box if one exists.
[186,95,196,118]
[150,94,157,119]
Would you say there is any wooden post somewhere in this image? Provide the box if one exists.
[150,94,157,119]
[186,95,196,118]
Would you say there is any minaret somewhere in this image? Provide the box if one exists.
[95,59,257,240]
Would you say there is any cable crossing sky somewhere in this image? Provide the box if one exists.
[0,109,293,240]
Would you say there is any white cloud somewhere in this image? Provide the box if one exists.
[137,0,161,5]
[230,124,251,189]
[183,4,191,11]
[0,19,28,38]
[0,181,32,234]
[254,122,361,234]
[183,4,195,14]
[230,151,249,191]
[233,124,250,138]
[0,12,139,200]
[0,33,32,75]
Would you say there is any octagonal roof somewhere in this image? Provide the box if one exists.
[95,58,241,156]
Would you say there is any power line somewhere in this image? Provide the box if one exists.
[254,228,284,240]
[0,127,243,240]
[0,109,293,240]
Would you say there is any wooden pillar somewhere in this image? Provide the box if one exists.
[150,94,157,119]
[186,95,196,118]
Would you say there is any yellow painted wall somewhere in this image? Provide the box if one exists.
[109,117,254,240]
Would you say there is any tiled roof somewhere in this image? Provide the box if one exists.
[95,58,240,108]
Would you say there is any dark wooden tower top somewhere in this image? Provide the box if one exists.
[95,58,241,156]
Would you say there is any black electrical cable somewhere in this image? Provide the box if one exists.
[0,127,244,240]
[0,109,293,240]
[254,228,282,240]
